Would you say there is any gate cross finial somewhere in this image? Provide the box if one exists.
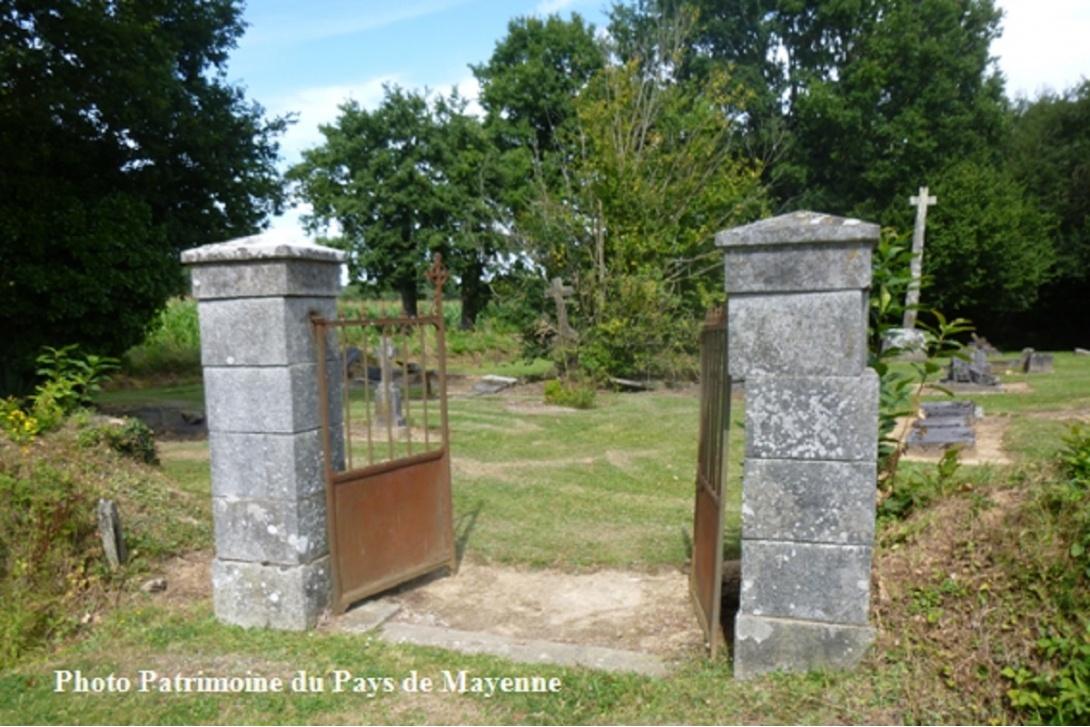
[425,254,450,314]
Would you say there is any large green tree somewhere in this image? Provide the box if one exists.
[613,0,1008,218]
[289,86,501,324]
[512,10,767,378]
[0,0,287,394]
[1002,82,1090,347]
[609,0,1065,338]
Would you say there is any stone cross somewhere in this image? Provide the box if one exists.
[903,186,938,330]
[544,277,575,342]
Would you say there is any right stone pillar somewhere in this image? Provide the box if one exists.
[716,211,880,679]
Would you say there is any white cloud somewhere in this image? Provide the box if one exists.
[268,76,399,165]
[535,0,576,16]
[994,0,1090,98]
[245,0,469,45]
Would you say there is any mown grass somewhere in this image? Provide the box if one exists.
[3,354,1089,724]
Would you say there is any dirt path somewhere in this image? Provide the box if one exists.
[379,562,704,658]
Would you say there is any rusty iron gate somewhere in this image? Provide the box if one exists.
[690,307,731,657]
[313,256,456,614]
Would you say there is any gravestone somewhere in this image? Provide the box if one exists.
[906,400,977,451]
[1020,348,1054,374]
[374,337,406,427]
[97,499,127,570]
[182,234,346,631]
[716,211,879,679]
[945,344,999,387]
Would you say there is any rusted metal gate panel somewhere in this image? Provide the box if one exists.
[690,306,731,657]
[314,257,456,614]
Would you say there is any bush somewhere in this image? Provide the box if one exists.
[123,297,201,377]
[543,379,597,409]
[77,417,159,465]
[1002,425,1090,724]
[0,462,105,668]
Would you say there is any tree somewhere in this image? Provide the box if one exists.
[472,13,605,159]
[0,0,288,394]
[614,0,1008,219]
[922,160,1055,321]
[1003,81,1090,347]
[523,13,767,379]
[289,86,501,325]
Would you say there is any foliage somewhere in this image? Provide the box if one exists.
[1003,80,1090,347]
[2,345,118,445]
[77,418,158,466]
[867,230,974,502]
[471,13,605,160]
[0,0,288,395]
[542,378,597,409]
[1061,425,1090,484]
[517,11,766,380]
[123,297,202,377]
[1000,427,1090,724]
[289,87,501,324]
[919,160,1056,320]
[35,345,119,413]
[0,462,101,669]
[0,410,207,669]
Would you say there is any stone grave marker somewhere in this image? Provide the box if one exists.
[375,336,406,428]
[544,277,575,342]
[906,400,977,451]
[97,499,127,570]
[945,343,999,387]
[1020,348,1054,374]
[903,186,937,330]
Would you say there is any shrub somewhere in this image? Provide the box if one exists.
[543,379,597,409]
[77,417,159,465]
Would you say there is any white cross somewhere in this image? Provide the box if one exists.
[903,186,937,330]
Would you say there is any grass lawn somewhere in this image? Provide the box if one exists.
[2,354,1089,724]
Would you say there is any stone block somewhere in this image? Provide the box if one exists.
[920,400,975,424]
[745,372,879,461]
[197,297,338,367]
[739,540,872,624]
[906,425,975,450]
[212,557,331,631]
[722,242,873,293]
[190,260,342,300]
[212,493,329,565]
[203,364,332,434]
[728,291,868,377]
[716,211,879,248]
[742,460,876,545]
[733,614,875,680]
[209,429,342,500]
[183,235,345,301]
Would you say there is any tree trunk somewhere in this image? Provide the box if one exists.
[399,282,418,318]
[459,257,489,331]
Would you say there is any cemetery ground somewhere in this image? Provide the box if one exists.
[2,339,1090,724]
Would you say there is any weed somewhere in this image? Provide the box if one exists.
[122,297,201,377]
[77,417,159,465]
[543,378,597,409]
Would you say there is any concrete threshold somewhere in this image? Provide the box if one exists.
[380,622,669,678]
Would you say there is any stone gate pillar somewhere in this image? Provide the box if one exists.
[716,212,879,679]
[182,234,346,630]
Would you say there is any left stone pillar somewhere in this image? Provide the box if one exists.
[182,234,346,630]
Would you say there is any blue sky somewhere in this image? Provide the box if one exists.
[224,1,1090,237]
